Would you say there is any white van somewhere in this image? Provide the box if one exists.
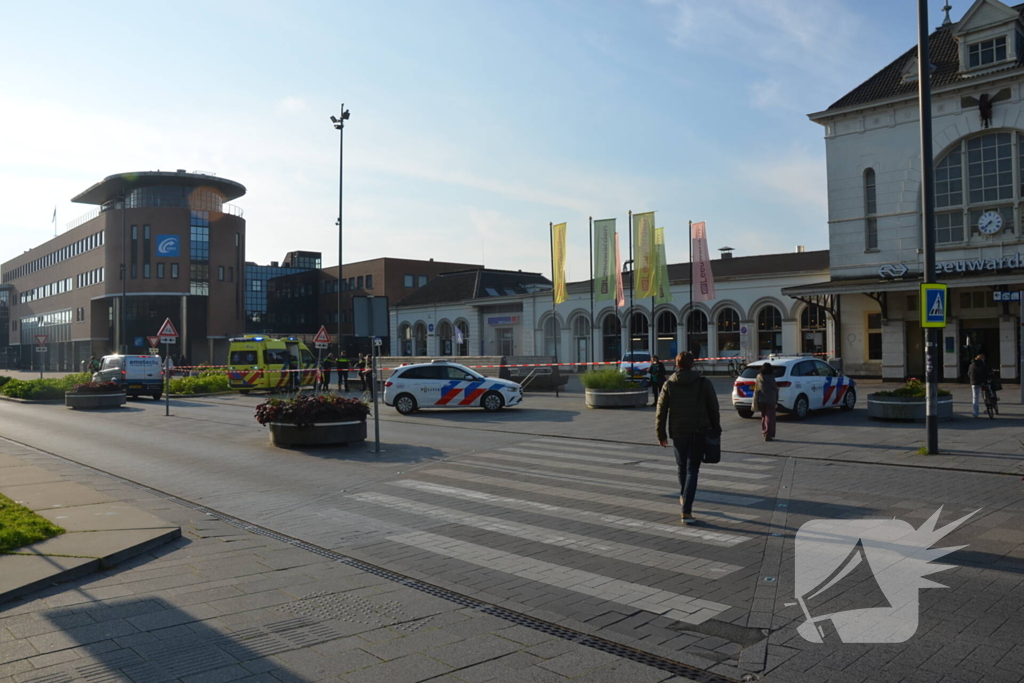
[93,355,164,400]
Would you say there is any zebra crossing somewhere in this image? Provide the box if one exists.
[345,437,782,628]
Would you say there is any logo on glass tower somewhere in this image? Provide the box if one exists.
[791,507,977,644]
[156,235,180,257]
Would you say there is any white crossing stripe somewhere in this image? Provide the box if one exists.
[498,447,772,480]
[528,438,633,451]
[388,530,731,624]
[524,442,778,472]
[423,467,765,510]
[353,492,743,576]
[391,479,753,544]
[468,452,767,492]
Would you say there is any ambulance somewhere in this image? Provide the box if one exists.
[226,336,317,394]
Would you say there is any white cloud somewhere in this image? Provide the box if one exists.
[739,147,828,214]
[748,79,789,111]
[277,96,307,113]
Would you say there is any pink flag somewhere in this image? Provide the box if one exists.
[614,232,625,308]
[690,221,716,302]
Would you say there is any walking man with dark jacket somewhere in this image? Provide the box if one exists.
[655,351,721,525]
[968,353,991,418]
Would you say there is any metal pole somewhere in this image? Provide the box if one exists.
[549,223,559,397]
[373,341,381,452]
[917,0,940,455]
[1019,292,1023,404]
[628,211,634,354]
[120,191,127,355]
[688,220,693,358]
[165,342,170,416]
[589,216,594,369]
[333,105,350,366]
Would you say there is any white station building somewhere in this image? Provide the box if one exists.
[785,0,1024,381]
[390,250,837,372]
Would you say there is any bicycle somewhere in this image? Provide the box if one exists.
[982,383,998,419]
[727,357,746,377]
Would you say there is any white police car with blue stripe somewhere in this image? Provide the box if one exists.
[384,361,523,415]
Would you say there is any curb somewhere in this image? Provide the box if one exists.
[0,395,62,405]
[0,527,181,605]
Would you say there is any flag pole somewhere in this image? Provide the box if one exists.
[588,216,594,368]
[549,222,558,367]
[628,211,634,355]
[688,220,693,358]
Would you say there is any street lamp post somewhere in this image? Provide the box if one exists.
[120,190,127,355]
[331,105,350,357]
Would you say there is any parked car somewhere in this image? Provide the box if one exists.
[383,361,523,414]
[732,356,856,419]
[92,354,164,400]
[619,351,652,381]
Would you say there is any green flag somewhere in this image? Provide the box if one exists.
[593,219,616,302]
[655,228,672,305]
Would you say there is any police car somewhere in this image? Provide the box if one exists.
[383,360,523,415]
[732,356,856,420]
[619,351,652,381]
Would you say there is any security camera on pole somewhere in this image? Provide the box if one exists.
[156,318,178,417]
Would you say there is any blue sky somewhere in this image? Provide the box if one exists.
[1,0,933,280]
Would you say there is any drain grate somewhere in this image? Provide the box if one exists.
[3,435,743,683]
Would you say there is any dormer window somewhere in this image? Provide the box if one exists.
[968,36,1007,67]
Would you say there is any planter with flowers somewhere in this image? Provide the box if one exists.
[581,367,649,408]
[867,378,953,421]
[65,381,127,410]
[255,394,370,447]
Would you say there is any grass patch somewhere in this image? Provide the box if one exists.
[579,367,636,391]
[0,493,65,553]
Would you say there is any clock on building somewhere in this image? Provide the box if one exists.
[977,211,1003,235]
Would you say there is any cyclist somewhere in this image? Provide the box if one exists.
[968,353,991,418]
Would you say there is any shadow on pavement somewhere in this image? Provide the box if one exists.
[391,407,581,424]
[34,597,315,682]
[281,443,449,466]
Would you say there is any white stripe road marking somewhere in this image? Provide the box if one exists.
[387,530,731,625]
[352,492,744,576]
[523,442,778,471]
[498,447,772,480]
[527,438,633,451]
[423,466,765,510]
[468,453,767,492]
[391,479,753,545]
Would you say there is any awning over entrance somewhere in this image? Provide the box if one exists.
[783,272,1024,297]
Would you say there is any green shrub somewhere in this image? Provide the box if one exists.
[0,373,93,400]
[0,376,11,389]
[169,372,229,394]
[579,367,635,391]
[874,378,951,398]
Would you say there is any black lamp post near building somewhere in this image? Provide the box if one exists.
[331,105,350,353]
[119,189,127,355]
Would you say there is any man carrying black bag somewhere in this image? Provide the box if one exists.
[655,351,721,526]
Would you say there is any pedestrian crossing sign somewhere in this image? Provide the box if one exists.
[921,283,948,328]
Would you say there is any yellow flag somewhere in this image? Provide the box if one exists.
[552,222,568,304]
[632,212,657,298]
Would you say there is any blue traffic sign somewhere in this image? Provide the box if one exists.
[921,284,948,328]
[134,336,145,347]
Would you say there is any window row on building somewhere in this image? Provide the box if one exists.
[403,275,428,288]
[76,267,105,289]
[18,277,74,305]
[2,231,104,283]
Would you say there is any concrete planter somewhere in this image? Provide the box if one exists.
[585,388,648,409]
[65,392,127,410]
[867,395,954,422]
[268,420,367,447]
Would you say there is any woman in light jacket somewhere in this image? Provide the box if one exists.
[752,362,778,442]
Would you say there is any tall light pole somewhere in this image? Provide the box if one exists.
[331,105,350,354]
[917,0,940,454]
[119,189,127,355]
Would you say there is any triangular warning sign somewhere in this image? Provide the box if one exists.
[929,292,944,317]
[147,336,160,348]
[34,335,48,346]
[312,325,331,344]
[156,318,179,338]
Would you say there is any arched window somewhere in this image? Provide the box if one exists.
[655,311,677,359]
[413,323,428,356]
[933,131,1023,245]
[399,324,413,356]
[629,312,649,352]
[455,321,469,356]
[686,310,708,359]
[864,168,877,250]
[543,317,558,357]
[572,316,591,364]
[601,314,621,361]
[757,306,782,357]
[801,305,828,355]
[437,321,453,356]
[717,308,741,357]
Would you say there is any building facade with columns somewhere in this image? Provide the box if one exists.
[786,0,1024,381]
[391,251,834,371]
